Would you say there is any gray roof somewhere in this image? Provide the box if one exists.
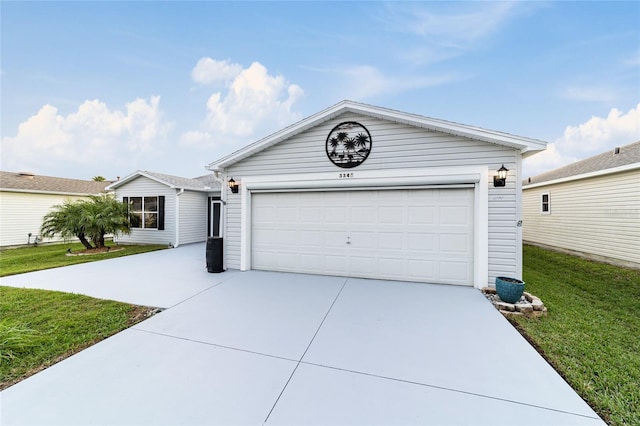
[524,141,640,186]
[0,171,111,194]
[107,170,220,192]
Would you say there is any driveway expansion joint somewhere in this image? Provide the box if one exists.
[297,360,602,421]
[165,274,234,309]
[263,277,350,424]
[130,328,299,363]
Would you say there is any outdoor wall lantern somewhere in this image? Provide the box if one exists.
[228,178,239,194]
[493,164,509,187]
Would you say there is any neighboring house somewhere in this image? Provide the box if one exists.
[206,100,547,288]
[106,171,221,247]
[523,141,640,269]
[0,171,111,247]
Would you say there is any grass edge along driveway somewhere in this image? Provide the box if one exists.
[0,242,166,389]
[514,245,640,426]
[0,242,166,277]
[1,286,158,390]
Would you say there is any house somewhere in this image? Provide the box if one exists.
[523,141,640,269]
[206,100,547,288]
[0,171,111,247]
[106,171,221,248]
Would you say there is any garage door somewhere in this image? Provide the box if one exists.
[251,188,474,285]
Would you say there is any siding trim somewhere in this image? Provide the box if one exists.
[0,188,109,196]
[239,166,489,288]
[515,151,523,278]
[175,189,182,247]
[524,162,640,189]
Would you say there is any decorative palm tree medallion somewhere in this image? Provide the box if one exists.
[326,121,372,169]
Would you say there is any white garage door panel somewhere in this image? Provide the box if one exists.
[251,189,474,285]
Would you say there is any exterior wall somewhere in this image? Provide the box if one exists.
[0,191,90,247]
[223,112,521,286]
[177,190,208,245]
[523,169,640,267]
[113,177,176,246]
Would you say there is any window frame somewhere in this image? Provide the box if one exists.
[540,192,551,215]
[124,196,165,230]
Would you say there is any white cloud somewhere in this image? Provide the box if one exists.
[562,86,617,104]
[523,103,640,177]
[330,65,461,100]
[1,96,171,177]
[182,59,304,149]
[191,58,243,86]
[377,2,531,65]
[624,50,640,67]
[398,2,518,43]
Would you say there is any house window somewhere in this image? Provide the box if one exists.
[541,193,550,214]
[123,196,165,229]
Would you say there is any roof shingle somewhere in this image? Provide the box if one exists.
[107,170,221,191]
[524,141,640,186]
[0,171,111,194]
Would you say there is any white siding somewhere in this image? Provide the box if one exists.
[113,177,176,246]
[523,169,640,267]
[224,112,521,286]
[178,190,208,245]
[0,191,91,247]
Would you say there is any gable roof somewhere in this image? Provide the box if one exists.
[106,170,221,192]
[524,140,640,187]
[0,171,111,195]
[206,100,548,171]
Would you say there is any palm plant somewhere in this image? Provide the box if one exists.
[41,194,131,250]
[41,200,93,249]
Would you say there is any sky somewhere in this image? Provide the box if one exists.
[1,1,639,181]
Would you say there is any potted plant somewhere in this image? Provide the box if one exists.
[495,276,525,304]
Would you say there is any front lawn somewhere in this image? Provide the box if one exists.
[514,245,640,426]
[0,242,166,277]
[0,286,156,390]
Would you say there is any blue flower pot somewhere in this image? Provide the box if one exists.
[495,276,525,304]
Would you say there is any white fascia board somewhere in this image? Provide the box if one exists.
[207,100,548,171]
[523,162,640,190]
[207,102,348,171]
[241,166,483,191]
[345,103,548,154]
[105,170,148,190]
[0,188,110,196]
[106,170,176,190]
[107,171,216,192]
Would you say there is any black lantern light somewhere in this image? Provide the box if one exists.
[493,164,509,187]
[228,178,239,194]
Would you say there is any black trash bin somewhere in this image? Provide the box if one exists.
[206,237,223,273]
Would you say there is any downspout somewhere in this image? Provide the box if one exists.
[174,188,184,248]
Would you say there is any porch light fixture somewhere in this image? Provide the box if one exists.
[493,164,509,187]
[228,178,239,194]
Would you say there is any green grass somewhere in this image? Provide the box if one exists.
[0,286,155,390]
[514,245,640,426]
[0,242,166,277]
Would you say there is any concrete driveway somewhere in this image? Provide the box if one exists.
[1,244,604,425]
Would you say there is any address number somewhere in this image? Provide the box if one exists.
[339,172,354,178]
